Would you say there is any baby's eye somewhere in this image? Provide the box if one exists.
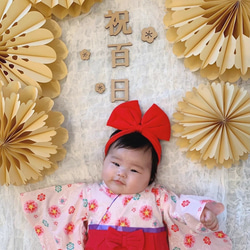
[131,169,139,173]
[112,162,120,167]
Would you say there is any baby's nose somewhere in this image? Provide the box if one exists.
[117,168,127,177]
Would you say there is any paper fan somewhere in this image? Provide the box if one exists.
[0,0,68,98]
[172,82,250,168]
[0,81,68,186]
[164,0,250,82]
[30,0,102,19]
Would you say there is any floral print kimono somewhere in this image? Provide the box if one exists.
[20,181,232,250]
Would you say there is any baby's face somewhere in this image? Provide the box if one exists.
[102,146,152,195]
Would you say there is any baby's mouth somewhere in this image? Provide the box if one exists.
[114,179,125,185]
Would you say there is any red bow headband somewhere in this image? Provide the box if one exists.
[105,100,171,163]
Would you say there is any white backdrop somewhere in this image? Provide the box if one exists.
[0,0,249,249]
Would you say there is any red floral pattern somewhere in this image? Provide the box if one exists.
[48,205,61,218]
[64,222,75,234]
[164,193,168,202]
[122,196,133,206]
[156,198,160,207]
[68,206,75,214]
[184,234,195,248]
[203,236,211,245]
[101,211,111,224]
[37,193,46,201]
[20,183,232,249]
[104,187,116,197]
[171,224,179,232]
[151,187,159,196]
[34,225,44,236]
[24,200,38,213]
[116,217,130,227]
[89,199,98,212]
[139,205,153,220]
[181,200,190,207]
[214,231,227,238]
[79,191,83,199]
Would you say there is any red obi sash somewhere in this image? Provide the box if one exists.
[85,225,169,250]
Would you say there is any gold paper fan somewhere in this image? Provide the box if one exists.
[164,0,250,82]
[172,82,250,168]
[30,0,102,19]
[0,81,68,186]
[0,0,68,98]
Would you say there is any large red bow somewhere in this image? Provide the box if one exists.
[105,100,171,162]
[105,227,144,250]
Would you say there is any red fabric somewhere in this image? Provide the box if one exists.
[106,227,144,249]
[85,228,169,250]
[105,100,171,163]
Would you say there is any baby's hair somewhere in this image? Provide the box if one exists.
[107,130,158,185]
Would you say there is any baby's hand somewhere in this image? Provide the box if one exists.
[200,202,224,231]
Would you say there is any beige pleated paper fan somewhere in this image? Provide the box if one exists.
[0,0,68,98]
[164,0,250,83]
[172,82,250,168]
[0,81,68,186]
[30,0,102,19]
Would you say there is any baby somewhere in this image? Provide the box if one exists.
[20,100,232,249]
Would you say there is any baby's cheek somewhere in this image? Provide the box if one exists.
[101,168,111,181]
